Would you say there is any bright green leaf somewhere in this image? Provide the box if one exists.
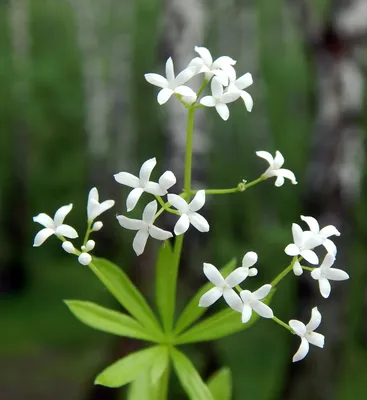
[170,348,214,400]
[174,258,237,335]
[127,370,154,400]
[95,346,160,388]
[150,345,169,384]
[89,258,163,339]
[207,367,232,400]
[64,300,156,342]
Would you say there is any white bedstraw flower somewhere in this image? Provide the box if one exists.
[289,307,324,362]
[226,71,254,112]
[167,190,209,235]
[114,158,176,212]
[311,253,349,298]
[198,263,245,312]
[240,251,258,278]
[144,57,197,105]
[87,188,115,223]
[256,151,297,186]
[91,221,103,231]
[200,77,240,121]
[62,241,77,254]
[188,46,236,86]
[301,215,340,256]
[240,284,274,323]
[284,223,324,265]
[116,200,172,256]
[33,204,78,247]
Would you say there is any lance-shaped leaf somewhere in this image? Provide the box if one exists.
[150,345,170,384]
[170,348,214,400]
[65,300,156,342]
[95,346,161,388]
[207,367,232,400]
[127,371,154,400]
[89,258,163,339]
[174,258,236,335]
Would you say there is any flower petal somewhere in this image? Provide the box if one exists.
[174,85,197,100]
[144,73,168,88]
[157,88,174,105]
[252,284,272,300]
[165,57,175,82]
[236,72,253,89]
[189,212,209,232]
[167,194,189,213]
[213,55,236,67]
[215,103,229,121]
[139,158,156,184]
[320,225,340,237]
[189,190,205,211]
[78,252,92,265]
[88,187,99,202]
[320,253,335,269]
[142,200,157,224]
[300,215,320,233]
[293,260,303,276]
[175,67,196,86]
[292,337,309,362]
[200,96,216,107]
[223,288,243,312]
[33,228,55,247]
[319,277,331,298]
[311,268,321,280]
[126,188,144,212]
[306,307,322,331]
[212,69,229,86]
[239,91,253,112]
[33,213,54,229]
[55,224,78,239]
[145,182,165,196]
[87,198,100,222]
[289,320,307,337]
[199,286,223,308]
[194,46,213,66]
[149,225,173,241]
[159,171,176,191]
[174,214,190,235]
[211,77,223,98]
[203,262,224,285]
[241,303,253,323]
[222,91,241,104]
[224,267,248,287]
[323,239,337,256]
[284,243,300,257]
[273,151,285,169]
[133,229,149,256]
[242,251,258,268]
[306,332,324,348]
[251,300,274,319]
[256,151,274,165]
[300,249,319,265]
[98,200,115,215]
[291,223,304,246]
[54,204,73,226]
[114,172,140,188]
[324,267,349,281]
[274,175,285,187]
[116,215,143,231]
[278,169,297,184]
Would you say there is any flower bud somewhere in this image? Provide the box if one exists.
[92,221,103,231]
[78,252,92,266]
[85,240,95,252]
[62,241,76,254]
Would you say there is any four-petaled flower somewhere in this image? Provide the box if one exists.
[199,263,246,312]
[240,284,273,323]
[226,71,254,112]
[289,307,324,362]
[311,253,349,298]
[144,57,197,105]
[256,151,297,187]
[168,190,209,235]
[33,204,78,247]
[116,200,173,256]
[87,187,115,223]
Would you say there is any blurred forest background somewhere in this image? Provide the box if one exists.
[1,0,367,399]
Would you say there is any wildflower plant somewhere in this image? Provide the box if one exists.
[33,46,350,399]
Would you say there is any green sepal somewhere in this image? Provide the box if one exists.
[207,367,232,400]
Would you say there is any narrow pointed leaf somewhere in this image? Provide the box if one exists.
[170,348,214,400]
[89,258,163,339]
[127,371,154,400]
[150,345,170,384]
[174,258,237,335]
[207,367,232,400]
[64,300,155,342]
[95,346,160,388]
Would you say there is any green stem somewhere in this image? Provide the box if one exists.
[272,316,293,333]
[270,257,297,287]
[83,221,92,246]
[302,266,314,271]
[244,176,265,189]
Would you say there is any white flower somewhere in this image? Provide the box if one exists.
[114,158,176,212]
[289,307,324,362]
[200,77,240,121]
[87,187,115,222]
[256,151,297,186]
[33,204,78,247]
[284,223,324,265]
[240,284,273,323]
[167,190,209,235]
[240,251,258,278]
[188,46,236,86]
[144,57,197,105]
[311,253,349,298]
[198,263,245,312]
[301,215,340,256]
[116,200,172,256]
[226,71,253,112]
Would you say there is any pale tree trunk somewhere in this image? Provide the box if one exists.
[283,1,366,399]
[0,0,30,295]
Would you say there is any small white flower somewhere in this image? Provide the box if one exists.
[289,307,325,362]
[144,57,197,105]
[188,46,236,86]
[256,151,297,186]
[240,284,273,323]
[226,71,253,112]
[114,158,176,212]
[33,204,78,247]
[311,253,349,298]
[78,252,92,266]
[240,251,258,278]
[116,200,173,256]
[168,190,209,235]
[198,263,245,312]
[301,215,340,256]
[91,221,103,232]
[200,77,240,121]
[87,187,115,223]
[284,223,324,265]
[62,241,77,254]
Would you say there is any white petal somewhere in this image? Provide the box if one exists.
[278,169,297,184]
[251,300,274,319]
[165,57,175,82]
[33,213,54,229]
[126,188,144,212]
[199,286,223,308]
[241,303,253,323]
[144,73,168,88]
[242,251,258,268]
[62,241,76,254]
[320,253,335,269]
[236,72,253,89]
[211,77,223,98]
[323,239,337,256]
[55,224,78,239]
[224,267,248,287]
[159,171,176,190]
[300,249,319,265]
[303,234,324,250]
[114,172,140,188]
[252,284,272,300]
[319,277,331,298]
[157,88,174,105]
[174,85,197,100]
[239,290,251,303]
[167,194,189,213]
[145,182,165,196]
[200,96,216,107]
[215,103,230,121]
[142,200,157,224]
[223,288,243,312]
[194,46,213,66]
[133,229,149,256]
[139,158,156,184]
[311,268,321,280]
[116,215,143,231]
[33,228,55,246]
[300,215,320,233]
[248,268,258,277]
[222,91,241,104]
[256,151,274,165]
[203,262,224,286]
[189,190,205,211]
[239,91,253,112]
[174,214,190,235]
[78,252,92,266]
[306,307,322,331]
[174,67,196,86]
[324,267,349,281]
[306,332,324,348]
[87,199,100,222]
[85,240,95,252]
[274,175,285,187]
[54,204,73,226]
[88,187,99,202]
[284,243,300,256]
[98,200,115,216]
[212,69,229,86]
[292,223,304,246]
[273,151,285,169]
[289,320,307,337]
[213,55,236,67]
[293,260,303,276]
[320,225,340,237]
[189,212,209,232]
[149,225,173,241]
[292,337,309,362]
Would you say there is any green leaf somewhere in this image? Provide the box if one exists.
[170,348,214,400]
[207,368,232,400]
[174,258,237,335]
[155,242,176,331]
[175,290,275,344]
[150,345,169,384]
[64,300,156,342]
[95,346,161,388]
[127,370,154,400]
[89,258,163,339]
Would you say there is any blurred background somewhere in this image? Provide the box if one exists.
[1,0,367,399]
